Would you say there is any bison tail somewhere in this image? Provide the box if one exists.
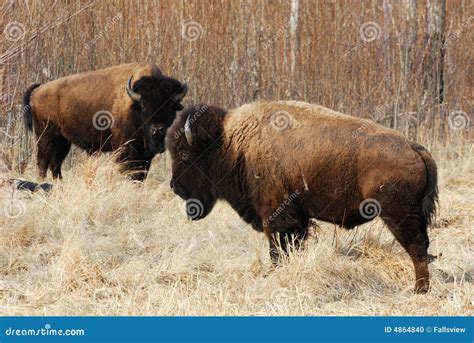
[411,142,439,227]
[23,83,41,131]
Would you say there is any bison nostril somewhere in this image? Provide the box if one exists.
[156,127,165,136]
[151,127,166,138]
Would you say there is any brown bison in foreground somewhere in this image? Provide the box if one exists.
[166,101,438,293]
[24,63,187,180]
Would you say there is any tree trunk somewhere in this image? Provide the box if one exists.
[289,0,300,77]
[423,0,446,110]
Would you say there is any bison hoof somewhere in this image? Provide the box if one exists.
[414,281,430,294]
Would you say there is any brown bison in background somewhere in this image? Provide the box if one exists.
[166,101,438,294]
[23,62,187,180]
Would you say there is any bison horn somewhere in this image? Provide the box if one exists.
[184,115,193,145]
[126,76,141,102]
[173,82,188,102]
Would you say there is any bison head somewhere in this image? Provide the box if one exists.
[126,75,187,154]
[166,104,227,220]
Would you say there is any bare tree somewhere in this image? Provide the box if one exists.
[289,0,300,77]
[423,0,446,109]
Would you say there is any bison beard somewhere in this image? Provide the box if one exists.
[166,101,438,294]
[23,63,187,181]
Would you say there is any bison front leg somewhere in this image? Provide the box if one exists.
[115,145,152,182]
[129,159,152,181]
[120,158,152,181]
[266,232,291,266]
[263,209,309,266]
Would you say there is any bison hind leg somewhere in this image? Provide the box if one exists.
[37,134,54,179]
[49,135,71,179]
[383,214,430,294]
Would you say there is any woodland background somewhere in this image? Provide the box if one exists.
[1,0,472,170]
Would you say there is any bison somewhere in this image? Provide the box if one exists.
[23,62,187,180]
[166,101,438,294]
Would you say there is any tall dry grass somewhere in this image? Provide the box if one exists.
[0,141,472,315]
[0,1,473,315]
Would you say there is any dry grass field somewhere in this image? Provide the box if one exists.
[1,0,473,316]
[0,137,472,316]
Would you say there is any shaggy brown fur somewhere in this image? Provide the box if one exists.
[24,63,187,180]
[166,101,438,294]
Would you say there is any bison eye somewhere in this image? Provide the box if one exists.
[172,101,184,111]
[178,150,190,161]
[152,127,166,137]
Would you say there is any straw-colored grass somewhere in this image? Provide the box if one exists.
[1,140,472,316]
